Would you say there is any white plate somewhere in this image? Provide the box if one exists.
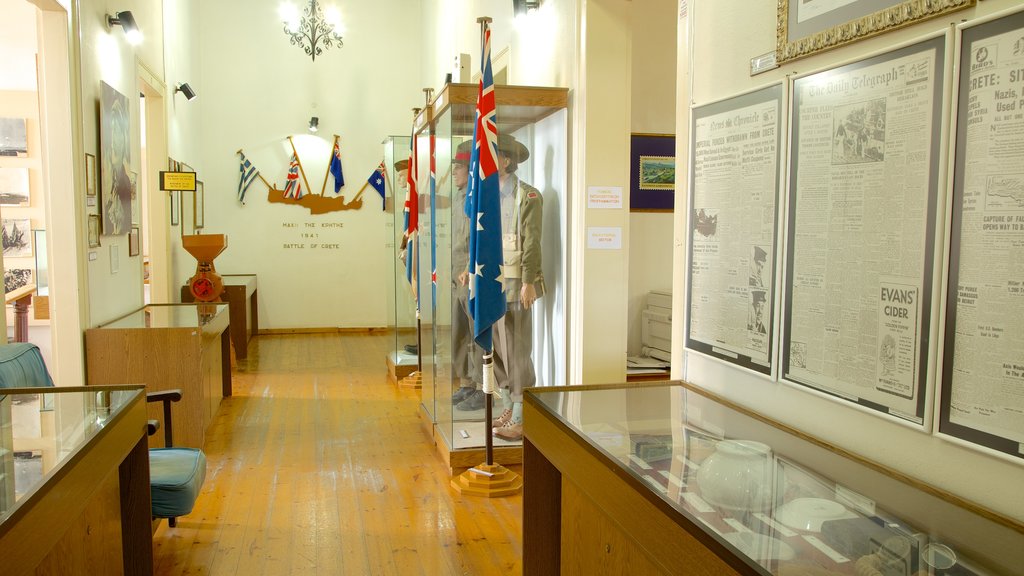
[774,498,857,532]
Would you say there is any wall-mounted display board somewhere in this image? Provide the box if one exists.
[686,84,784,376]
[940,7,1024,462]
[783,35,947,424]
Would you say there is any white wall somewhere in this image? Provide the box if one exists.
[195,0,422,329]
[627,0,676,356]
[677,0,1024,522]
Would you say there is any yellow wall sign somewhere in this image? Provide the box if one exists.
[160,171,197,191]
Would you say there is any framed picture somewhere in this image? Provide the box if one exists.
[0,117,28,157]
[630,134,675,212]
[195,181,205,229]
[130,170,140,224]
[2,218,33,257]
[4,268,32,293]
[181,190,196,236]
[87,214,101,248]
[170,190,180,226]
[85,153,97,197]
[128,226,140,257]
[777,0,974,64]
[0,167,30,206]
[100,81,131,236]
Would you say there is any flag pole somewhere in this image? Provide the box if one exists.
[320,134,339,196]
[286,136,313,195]
[238,149,274,190]
[450,15,521,497]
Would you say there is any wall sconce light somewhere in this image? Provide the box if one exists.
[106,10,143,45]
[512,0,540,17]
[175,83,198,101]
[280,0,344,62]
[308,116,319,133]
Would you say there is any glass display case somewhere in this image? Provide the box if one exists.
[32,229,48,320]
[0,385,152,574]
[383,135,419,385]
[428,83,569,470]
[523,382,1024,575]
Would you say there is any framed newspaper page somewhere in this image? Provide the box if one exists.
[782,35,947,424]
[777,0,973,64]
[939,7,1024,462]
[685,84,785,376]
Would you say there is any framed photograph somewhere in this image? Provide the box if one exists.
[4,268,32,294]
[170,190,179,226]
[100,81,131,236]
[2,218,33,257]
[85,153,97,197]
[630,134,675,212]
[777,0,974,64]
[0,167,30,206]
[782,36,946,425]
[195,181,205,229]
[130,170,140,224]
[686,84,784,377]
[0,117,28,157]
[181,190,196,237]
[128,226,140,257]
[87,214,101,248]
[939,8,1024,462]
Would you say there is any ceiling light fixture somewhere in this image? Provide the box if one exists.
[281,0,344,62]
[106,10,143,45]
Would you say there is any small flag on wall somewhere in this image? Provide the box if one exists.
[368,161,386,209]
[330,140,345,193]
[283,153,305,199]
[238,153,259,204]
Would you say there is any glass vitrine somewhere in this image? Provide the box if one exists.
[429,83,569,466]
[524,382,1024,575]
[383,136,418,385]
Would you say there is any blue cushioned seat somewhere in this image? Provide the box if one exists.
[150,447,207,519]
[0,343,54,388]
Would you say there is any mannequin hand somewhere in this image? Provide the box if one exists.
[520,283,537,309]
[458,270,470,286]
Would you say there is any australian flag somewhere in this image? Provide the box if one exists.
[330,140,345,193]
[403,136,419,289]
[465,21,506,352]
[367,161,386,210]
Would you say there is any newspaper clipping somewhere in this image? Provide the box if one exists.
[689,90,780,368]
[947,21,1024,446]
[786,43,939,419]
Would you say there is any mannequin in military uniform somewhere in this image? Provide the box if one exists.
[491,134,543,442]
[450,140,486,410]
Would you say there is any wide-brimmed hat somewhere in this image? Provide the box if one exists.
[454,140,472,165]
[394,158,409,171]
[751,290,766,304]
[497,134,529,164]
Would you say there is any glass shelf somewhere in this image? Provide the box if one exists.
[100,302,228,329]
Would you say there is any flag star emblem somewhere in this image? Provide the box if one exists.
[477,211,486,231]
[496,265,507,292]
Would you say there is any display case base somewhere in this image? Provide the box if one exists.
[433,422,523,476]
[450,463,522,497]
[386,353,418,386]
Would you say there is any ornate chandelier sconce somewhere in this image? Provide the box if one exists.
[280,0,344,62]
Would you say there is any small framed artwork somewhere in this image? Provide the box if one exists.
[170,190,180,226]
[195,181,205,229]
[4,268,32,293]
[2,218,32,257]
[128,226,140,257]
[181,190,195,236]
[130,170,140,224]
[776,0,974,64]
[0,117,28,157]
[87,214,101,248]
[85,153,97,197]
[630,134,675,212]
[0,167,30,206]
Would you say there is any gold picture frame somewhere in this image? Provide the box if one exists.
[87,214,101,248]
[777,0,974,64]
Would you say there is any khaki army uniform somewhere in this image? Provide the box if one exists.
[451,185,483,391]
[492,174,544,403]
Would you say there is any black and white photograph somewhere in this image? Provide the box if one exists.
[2,218,32,257]
[4,267,32,293]
[0,117,28,157]
[0,166,30,206]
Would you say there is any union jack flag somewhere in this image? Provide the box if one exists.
[403,134,419,293]
[283,153,305,199]
[466,21,506,352]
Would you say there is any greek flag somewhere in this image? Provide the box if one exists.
[237,153,259,204]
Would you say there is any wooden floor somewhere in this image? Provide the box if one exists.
[152,332,524,575]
